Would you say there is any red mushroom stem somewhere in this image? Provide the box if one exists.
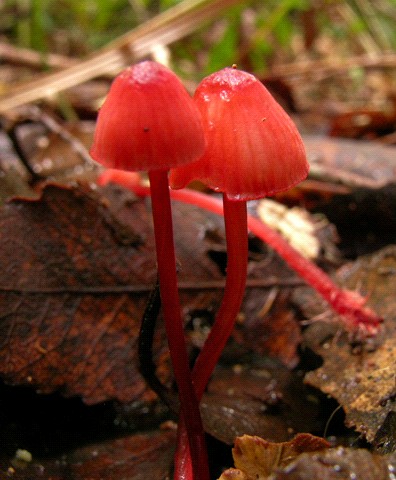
[148,169,209,480]
[174,195,248,480]
[192,196,248,395]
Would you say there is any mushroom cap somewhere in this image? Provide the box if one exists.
[90,61,205,172]
[170,67,309,200]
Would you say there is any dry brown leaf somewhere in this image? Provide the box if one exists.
[305,136,396,189]
[233,288,302,368]
[0,182,229,403]
[202,364,321,446]
[303,245,396,443]
[0,429,176,479]
[0,185,299,403]
[220,436,396,479]
[219,468,249,479]
[0,182,303,405]
[0,183,164,404]
[220,447,396,480]
[270,447,396,479]
[218,434,330,480]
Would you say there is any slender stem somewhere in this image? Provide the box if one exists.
[175,195,248,480]
[148,169,209,480]
[174,424,194,480]
[193,196,248,396]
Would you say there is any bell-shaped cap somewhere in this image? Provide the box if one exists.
[170,67,309,200]
[90,61,205,172]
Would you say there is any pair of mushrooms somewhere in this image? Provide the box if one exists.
[90,62,378,479]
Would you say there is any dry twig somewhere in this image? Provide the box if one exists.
[0,0,245,113]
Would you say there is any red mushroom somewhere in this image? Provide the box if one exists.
[170,66,309,478]
[90,61,209,480]
[171,66,309,396]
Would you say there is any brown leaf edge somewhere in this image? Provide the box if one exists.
[219,433,330,480]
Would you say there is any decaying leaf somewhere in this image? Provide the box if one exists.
[0,167,36,204]
[0,182,303,405]
[302,245,396,444]
[0,182,166,404]
[219,469,248,479]
[233,287,302,368]
[305,136,396,189]
[0,128,38,203]
[0,428,176,479]
[200,364,321,446]
[270,447,396,479]
[68,429,176,479]
[374,411,396,454]
[0,182,232,403]
[220,435,396,479]
[218,433,330,480]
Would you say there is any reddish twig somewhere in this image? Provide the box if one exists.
[98,169,382,337]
